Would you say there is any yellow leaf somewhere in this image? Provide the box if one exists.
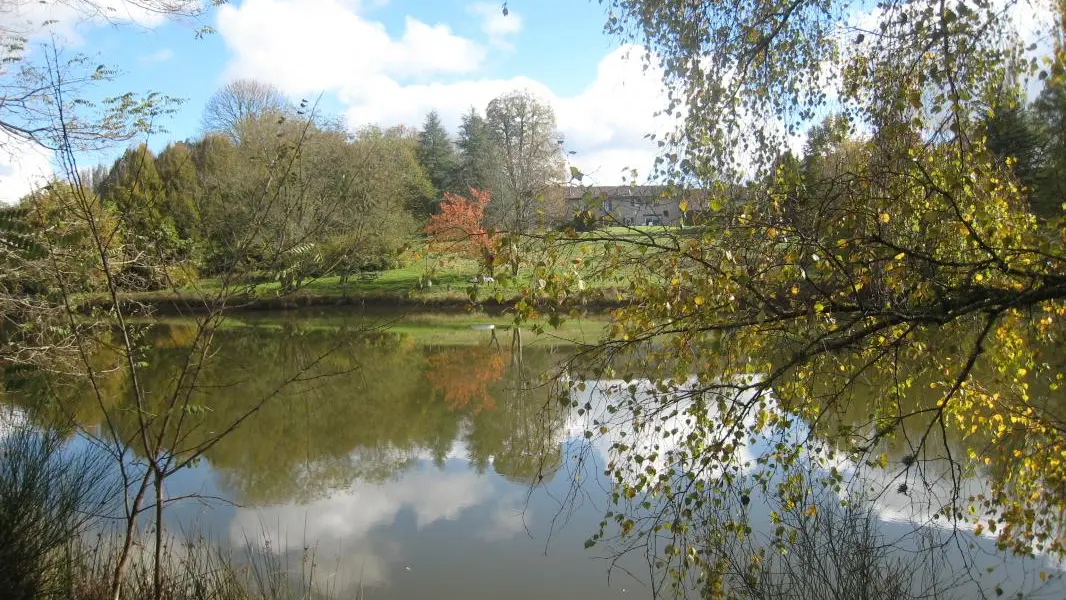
[879,213,891,224]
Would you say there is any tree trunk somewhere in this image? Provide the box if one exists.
[153,471,165,600]
[110,472,151,600]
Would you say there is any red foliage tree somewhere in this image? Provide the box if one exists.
[425,346,507,414]
[424,188,494,256]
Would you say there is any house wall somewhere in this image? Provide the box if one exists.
[607,197,680,226]
[566,195,682,226]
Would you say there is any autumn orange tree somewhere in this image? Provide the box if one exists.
[424,188,495,257]
[425,346,507,413]
[523,0,1066,595]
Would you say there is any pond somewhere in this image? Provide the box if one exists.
[2,311,1065,599]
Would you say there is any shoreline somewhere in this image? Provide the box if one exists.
[79,289,625,316]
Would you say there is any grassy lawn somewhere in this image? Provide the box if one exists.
[253,258,483,299]
[120,251,615,305]
[115,254,486,304]
[595,225,680,237]
[590,225,707,238]
[104,229,702,310]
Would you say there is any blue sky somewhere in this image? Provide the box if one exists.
[0,0,670,201]
[0,0,1054,202]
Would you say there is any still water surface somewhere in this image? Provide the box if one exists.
[6,312,1066,598]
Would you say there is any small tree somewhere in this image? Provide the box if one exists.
[424,188,495,259]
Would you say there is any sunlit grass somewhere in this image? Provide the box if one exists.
[97,229,704,310]
[142,309,612,346]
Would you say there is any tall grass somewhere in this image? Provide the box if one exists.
[0,415,336,600]
[0,421,115,600]
[72,530,334,600]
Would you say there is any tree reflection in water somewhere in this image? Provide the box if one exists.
[4,318,1065,597]
[5,320,571,505]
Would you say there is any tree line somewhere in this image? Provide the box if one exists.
[767,73,1066,231]
[16,80,568,293]
[418,90,568,232]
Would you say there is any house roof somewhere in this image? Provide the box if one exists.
[563,185,669,201]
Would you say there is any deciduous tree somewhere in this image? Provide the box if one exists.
[424,188,494,257]
[201,79,288,144]
[485,90,565,231]
[529,0,1066,589]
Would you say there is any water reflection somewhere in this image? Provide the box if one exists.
[4,318,626,598]
[6,322,568,502]
[3,316,1065,598]
[232,467,510,590]
[567,376,1066,597]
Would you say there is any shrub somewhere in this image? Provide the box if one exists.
[0,417,115,600]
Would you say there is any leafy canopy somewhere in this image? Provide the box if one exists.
[526,0,1066,586]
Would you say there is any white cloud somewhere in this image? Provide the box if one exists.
[334,47,667,184]
[555,47,669,183]
[0,133,54,205]
[216,0,484,96]
[233,469,494,548]
[230,467,509,594]
[394,17,486,76]
[467,2,523,50]
[478,504,528,542]
[217,0,667,184]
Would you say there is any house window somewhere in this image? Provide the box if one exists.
[663,209,669,217]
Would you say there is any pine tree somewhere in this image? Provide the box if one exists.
[984,98,1047,213]
[416,110,457,197]
[453,108,499,195]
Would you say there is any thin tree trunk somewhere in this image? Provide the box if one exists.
[110,470,152,600]
[153,470,164,600]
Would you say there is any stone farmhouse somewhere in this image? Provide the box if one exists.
[563,185,706,226]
